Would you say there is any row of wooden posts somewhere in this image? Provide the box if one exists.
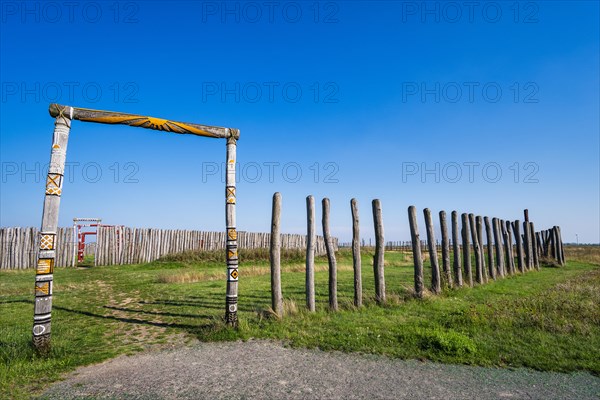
[268,194,566,316]
[407,207,565,297]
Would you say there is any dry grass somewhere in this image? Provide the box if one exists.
[159,248,308,264]
[564,245,600,265]
[156,262,356,284]
[156,270,223,283]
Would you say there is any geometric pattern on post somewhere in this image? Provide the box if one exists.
[45,174,63,196]
[33,103,72,352]
[224,137,239,326]
[40,233,56,250]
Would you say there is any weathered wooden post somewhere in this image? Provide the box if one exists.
[557,226,566,265]
[306,195,316,311]
[461,213,473,287]
[492,218,505,278]
[270,193,283,318]
[484,217,496,280]
[553,226,560,264]
[372,199,386,303]
[504,221,515,275]
[424,208,441,294]
[523,221,532,270]
[322,198,338,311]
[530,222,540,270]
[468,214,483,284]
[552,226,561,264]
[439,211,452,288]
[523,210,531,269]
[451,211,463,287]
[535,232,543,260]
[350,198,362,307]
[513,221,525,273]
[408,206,424,297]
[476,216,487,282]
[32,105,73,351]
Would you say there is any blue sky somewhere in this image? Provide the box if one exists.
[1,0,598,243]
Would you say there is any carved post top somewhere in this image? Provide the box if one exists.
[49,104,74,120]
[228,128,240,141]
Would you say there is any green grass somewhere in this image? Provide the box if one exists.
[1,248,599,399]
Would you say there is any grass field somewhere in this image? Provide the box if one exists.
[1,246,599,399]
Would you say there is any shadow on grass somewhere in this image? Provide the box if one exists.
[141,298,262,313]
[53,305,211,331]
[103,305,204,319]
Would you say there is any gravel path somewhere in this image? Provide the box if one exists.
[40,340,600,400]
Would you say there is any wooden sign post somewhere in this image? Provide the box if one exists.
[33,104,240,351]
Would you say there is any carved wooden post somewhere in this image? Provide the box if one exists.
[439,211,452,288]
[451,211,462,287]
[350,198,362,307]
[306,195,316,311]
[530,222,540,270]
[492,218,504,278]
[322,198,338,311]
[270,192,283,317]
[32,105,73,351]
[484,217,496,280]
[408,206,424,297]
[513,221,525,273]
[372,199,385,303]
[476,216,487,282]
[504,221,515,275]
[461,213,473,287]
[468,214,483,284]
[225,135,239,326]
[424,208,441,294]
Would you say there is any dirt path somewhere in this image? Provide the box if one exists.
[40,340,599,400]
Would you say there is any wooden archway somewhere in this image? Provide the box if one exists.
[33,103,240,351]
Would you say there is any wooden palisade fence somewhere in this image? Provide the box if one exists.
[94,227,335,266]
[0,227,335,270]
[0,227,76,269]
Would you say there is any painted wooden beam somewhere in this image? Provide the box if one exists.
[49,103,239,139]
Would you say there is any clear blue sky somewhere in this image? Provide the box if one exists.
[1,1,598,243]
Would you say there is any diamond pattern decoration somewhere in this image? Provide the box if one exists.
[228,228,237,240]
[40,234,55,250]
